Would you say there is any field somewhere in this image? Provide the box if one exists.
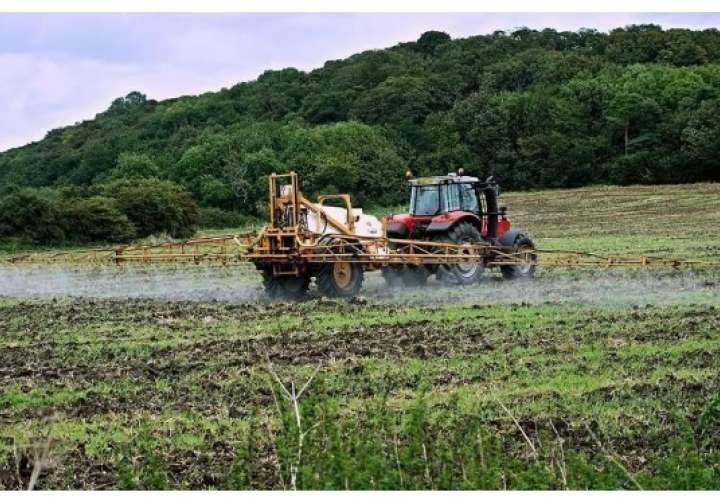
[1,183,720,490]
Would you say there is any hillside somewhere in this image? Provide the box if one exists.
[2,24,720,245]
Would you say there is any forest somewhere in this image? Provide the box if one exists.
[1,24,720,244]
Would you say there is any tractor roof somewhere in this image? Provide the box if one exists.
[409,174,480,186]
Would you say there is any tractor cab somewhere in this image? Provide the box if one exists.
[410,175,479,216]
[386,171,510,242]
[383,169,535,286]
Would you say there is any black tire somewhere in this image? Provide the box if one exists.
[434,222,485,285]
[261,269,310,300]
[500,234,537,280]
[316,238,364,298]
[317,261,364,297]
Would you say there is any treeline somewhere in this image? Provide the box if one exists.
[2,24,720,243]
[0,178,198,244]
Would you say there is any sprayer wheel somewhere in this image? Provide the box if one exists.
[315,237,365,298]
[317,261,364,297]
[261,270,310,300]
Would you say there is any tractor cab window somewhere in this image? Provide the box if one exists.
[441,183,477,213]
[443,183,461,212]
[410,185,442,215]
[459,183,479,212]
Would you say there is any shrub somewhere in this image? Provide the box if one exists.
[0,189,65,244]
[101,178,199,239]
[198,207,256,229]
[0,181,199,245]
[60,196,136,243]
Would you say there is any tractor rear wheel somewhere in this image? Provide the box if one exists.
[261,269,310,300]
[435,222,484,285]
[501,234,537,280]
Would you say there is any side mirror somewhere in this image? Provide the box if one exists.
[485,176,500,196]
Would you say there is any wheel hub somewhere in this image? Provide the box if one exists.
[333,261,353,288]
[454,242,481,278]
[517,244,535,273]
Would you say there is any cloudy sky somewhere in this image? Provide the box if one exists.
[1,12,719,151]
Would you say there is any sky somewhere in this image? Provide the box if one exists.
[1,12,719,152]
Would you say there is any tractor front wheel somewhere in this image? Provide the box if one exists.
[501,235,537,280]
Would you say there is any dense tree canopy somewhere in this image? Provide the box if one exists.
[1,25,720,243]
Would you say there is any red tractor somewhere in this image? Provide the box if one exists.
[383,170,536,286]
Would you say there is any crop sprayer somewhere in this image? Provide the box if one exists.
[5,171,719,300]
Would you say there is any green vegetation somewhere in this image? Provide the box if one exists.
[1,297,719,489]
[1,183,719,489]
[0,179,198,245]
[2,25,720,244]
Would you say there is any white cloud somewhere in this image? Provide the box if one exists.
[0,51,258,151]
[0,53,133,149]
[163,27,255,68]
